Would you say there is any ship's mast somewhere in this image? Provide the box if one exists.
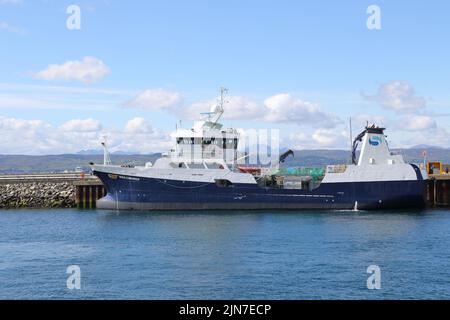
[199,87,229,125]
[101,136,112,165]
[210,87,228,125]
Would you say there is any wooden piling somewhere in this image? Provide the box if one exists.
[428,175,450,207]
[73,180,105,209]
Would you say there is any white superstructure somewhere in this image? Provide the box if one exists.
[92,88,255,185]
[323,125,426,183]
[167,87,241,165]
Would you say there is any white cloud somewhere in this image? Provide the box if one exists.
[364,81,426,113]
[124,117,153,134]
[0,116,47,131]
[351,114,389,129]
[125,89,183,111]
[2,113,446,154]
[178,92,341,128]
[0,116,171,155]
[108,120,171,154]
[311,129,342,146]
[182,95,262,121]
[287,132,310,149]
[400,126,450,148]
[0,116,56,154]
[223,96,261,120]
[399,115,437,131]
[125,90,341,128]
[263,93,341,127]
[288,129,348,149]
[33,57,111,85]
[110,130,171,154]
[312,129,348,149]
[59,118,102,132]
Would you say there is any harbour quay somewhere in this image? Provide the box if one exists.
[427,175,450,207]
[425,161,450,207]
[0,173,104,209]
[0,169,450,209]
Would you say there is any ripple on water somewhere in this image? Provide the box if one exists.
[0,208,449,299]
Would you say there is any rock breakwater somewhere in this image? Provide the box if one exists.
[0,182,75,209]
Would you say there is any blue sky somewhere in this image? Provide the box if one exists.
[1,0,450,154]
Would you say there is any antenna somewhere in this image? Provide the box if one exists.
[101,135,112,165]
[199,87,229,125]
[218,87,228,111]
[202,87,228,125]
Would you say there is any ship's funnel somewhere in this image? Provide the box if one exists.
[352,126,404,166]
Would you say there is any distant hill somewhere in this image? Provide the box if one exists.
[1,148,449,174]
[0,154,161,174]
[76,149,103,155]
[112,151,144,155]
[409,144,445,150]
[394,148,450,164]
[76,150,145,155]
[282,150,351,167]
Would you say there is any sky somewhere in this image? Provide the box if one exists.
[1,0,450,154]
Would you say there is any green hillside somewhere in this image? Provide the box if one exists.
[0,154,161,174]
[0,148,449,174]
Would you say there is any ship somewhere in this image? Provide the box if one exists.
[91,88,427,211]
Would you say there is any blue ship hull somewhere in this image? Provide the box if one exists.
[93,170,427,210]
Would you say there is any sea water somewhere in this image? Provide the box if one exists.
[1,208,450,299]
